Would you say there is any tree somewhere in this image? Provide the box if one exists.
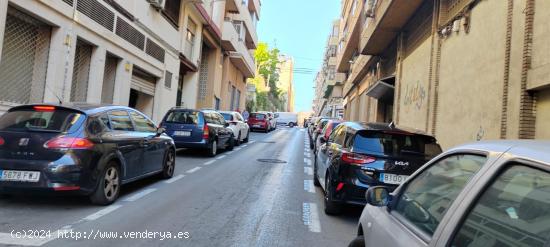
[248,42,285,112]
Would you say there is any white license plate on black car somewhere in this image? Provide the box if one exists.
[0,170,40,182]
[379,173,408,185]
[174,131,191,137]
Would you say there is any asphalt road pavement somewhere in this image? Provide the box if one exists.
[0,127,361,247]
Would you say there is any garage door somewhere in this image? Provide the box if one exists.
[131,73,156,96]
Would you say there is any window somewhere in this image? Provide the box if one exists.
[163,0,181,26]
[165,111,200,124]
[100,114,111,130]
[332,126,346,145]
[353,132,442,157]
[204,113,215,124]
[130,111,156,133]
[164,71,173,88]
[394,154,487,236]
[451,164,550,247]
[0,108,84,133]
[186,19,197,44]
[221,113,233,121]
[351,0,357,15]
[109,110,134,131]
[216,114,226,125]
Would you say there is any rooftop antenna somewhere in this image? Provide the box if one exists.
[388,121,396,129]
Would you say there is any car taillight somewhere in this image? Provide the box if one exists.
[45,137,94,150]
[0,136,4,146]
[203,124,209,140]
[342,153,376,165]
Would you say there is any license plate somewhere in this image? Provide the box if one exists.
[174,131,191,137]
[379,173,408,185]
[253,125,261,128]
[0,170,40,182]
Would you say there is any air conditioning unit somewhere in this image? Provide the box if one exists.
[147,0,164,10]
[365,0,377,17]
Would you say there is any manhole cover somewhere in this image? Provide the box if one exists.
[260,141,276,144]
[257,159,287,164]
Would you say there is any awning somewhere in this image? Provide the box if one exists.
[365,77,395,102]
[179,53,198,73]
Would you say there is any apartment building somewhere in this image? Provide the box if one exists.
[277,54,295,112]
[312,19,346,118]
[316,0,550,149]
[0,0,260,123]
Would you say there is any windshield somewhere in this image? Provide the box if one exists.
[353,131,442,157]
[220,113,233,121]
[0,108,85,133]
[164,111,200,124]
[250,113,266,120]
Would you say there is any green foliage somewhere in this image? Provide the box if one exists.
[250,42,286,112]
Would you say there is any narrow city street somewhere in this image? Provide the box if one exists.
[0,128,361,247]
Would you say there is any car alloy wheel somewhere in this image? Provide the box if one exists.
[161,150,175,179]
[226,135,235,151]
[243,131,250,143]
[104,167,120,201]
[313,156,321,187]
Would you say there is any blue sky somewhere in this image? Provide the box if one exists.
[257,0,341,113]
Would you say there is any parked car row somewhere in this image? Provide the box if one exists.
[307,117,550,247]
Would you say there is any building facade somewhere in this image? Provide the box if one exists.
[277,54,295,112]
[0,0,260,123]
[315,0,550,149]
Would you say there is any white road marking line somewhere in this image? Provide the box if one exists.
[300,129,305,132]
[0,231,62,246]
[302,203,322,233]
[203,160,216,166]
[304,180,315,193]
[304,158,308,163]
[83,205,122,221]
[307,160,312,166]
[164,174,185,184]
[249,141,256,144]
[304,167,313,176]
[123,188,157,202]
[186,167,201,173]
[216,155,227,160]
[234,147,242,151]
[241,144,248,148]
[305,152,311,158]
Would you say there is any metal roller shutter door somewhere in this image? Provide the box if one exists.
[131,74,156,96]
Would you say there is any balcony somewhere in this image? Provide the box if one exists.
[336,2,364,72]
[221,20,240,52]
[360,0,424,55]
[229,37,255,78]
[182,39,194,60]
[248,0,261,18]
[227,1,258,49]
[347,55,371,85]
[226,0,239,13]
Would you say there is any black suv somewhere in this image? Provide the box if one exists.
[160,109,234,157]
[314,122,442,214]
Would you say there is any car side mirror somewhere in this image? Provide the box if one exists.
[366,186,391,207]
[224,122,230,127]
[156,127,166,137]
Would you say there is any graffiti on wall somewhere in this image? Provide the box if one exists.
[403,81,427,110]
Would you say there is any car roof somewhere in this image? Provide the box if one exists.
[342,122,434,137]
[449,140,550,165]
[10,103,134,115]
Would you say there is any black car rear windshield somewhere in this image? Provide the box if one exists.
[250,113,266,120]
[353,131,442,157]
[164,111,201,125]
[0,108,85,133]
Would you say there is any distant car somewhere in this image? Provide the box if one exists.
[0,104,176,205]
[160,108,234,157]
[311,119,333,150]
[314,120,341,154]
[314,122,442,215]
[219,111,250,145]
[247,112,270,133]
[275,112,298,127]
[349,141,550,247]
[258,111,277,131]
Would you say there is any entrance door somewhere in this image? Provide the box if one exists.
[130,70,156,118]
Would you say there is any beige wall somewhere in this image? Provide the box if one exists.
[435,0,507,149]
[535,88,550,139]
[398,37,431,131]
[221,56,246,111]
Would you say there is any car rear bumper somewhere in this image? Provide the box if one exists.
[331,179,398,206]
[0,157,95,195]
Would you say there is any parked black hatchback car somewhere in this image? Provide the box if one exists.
[314,122,442,214]
[160,108,234,157]
[0,104,176,205]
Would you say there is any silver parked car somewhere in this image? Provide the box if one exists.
[349,141,550,247]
